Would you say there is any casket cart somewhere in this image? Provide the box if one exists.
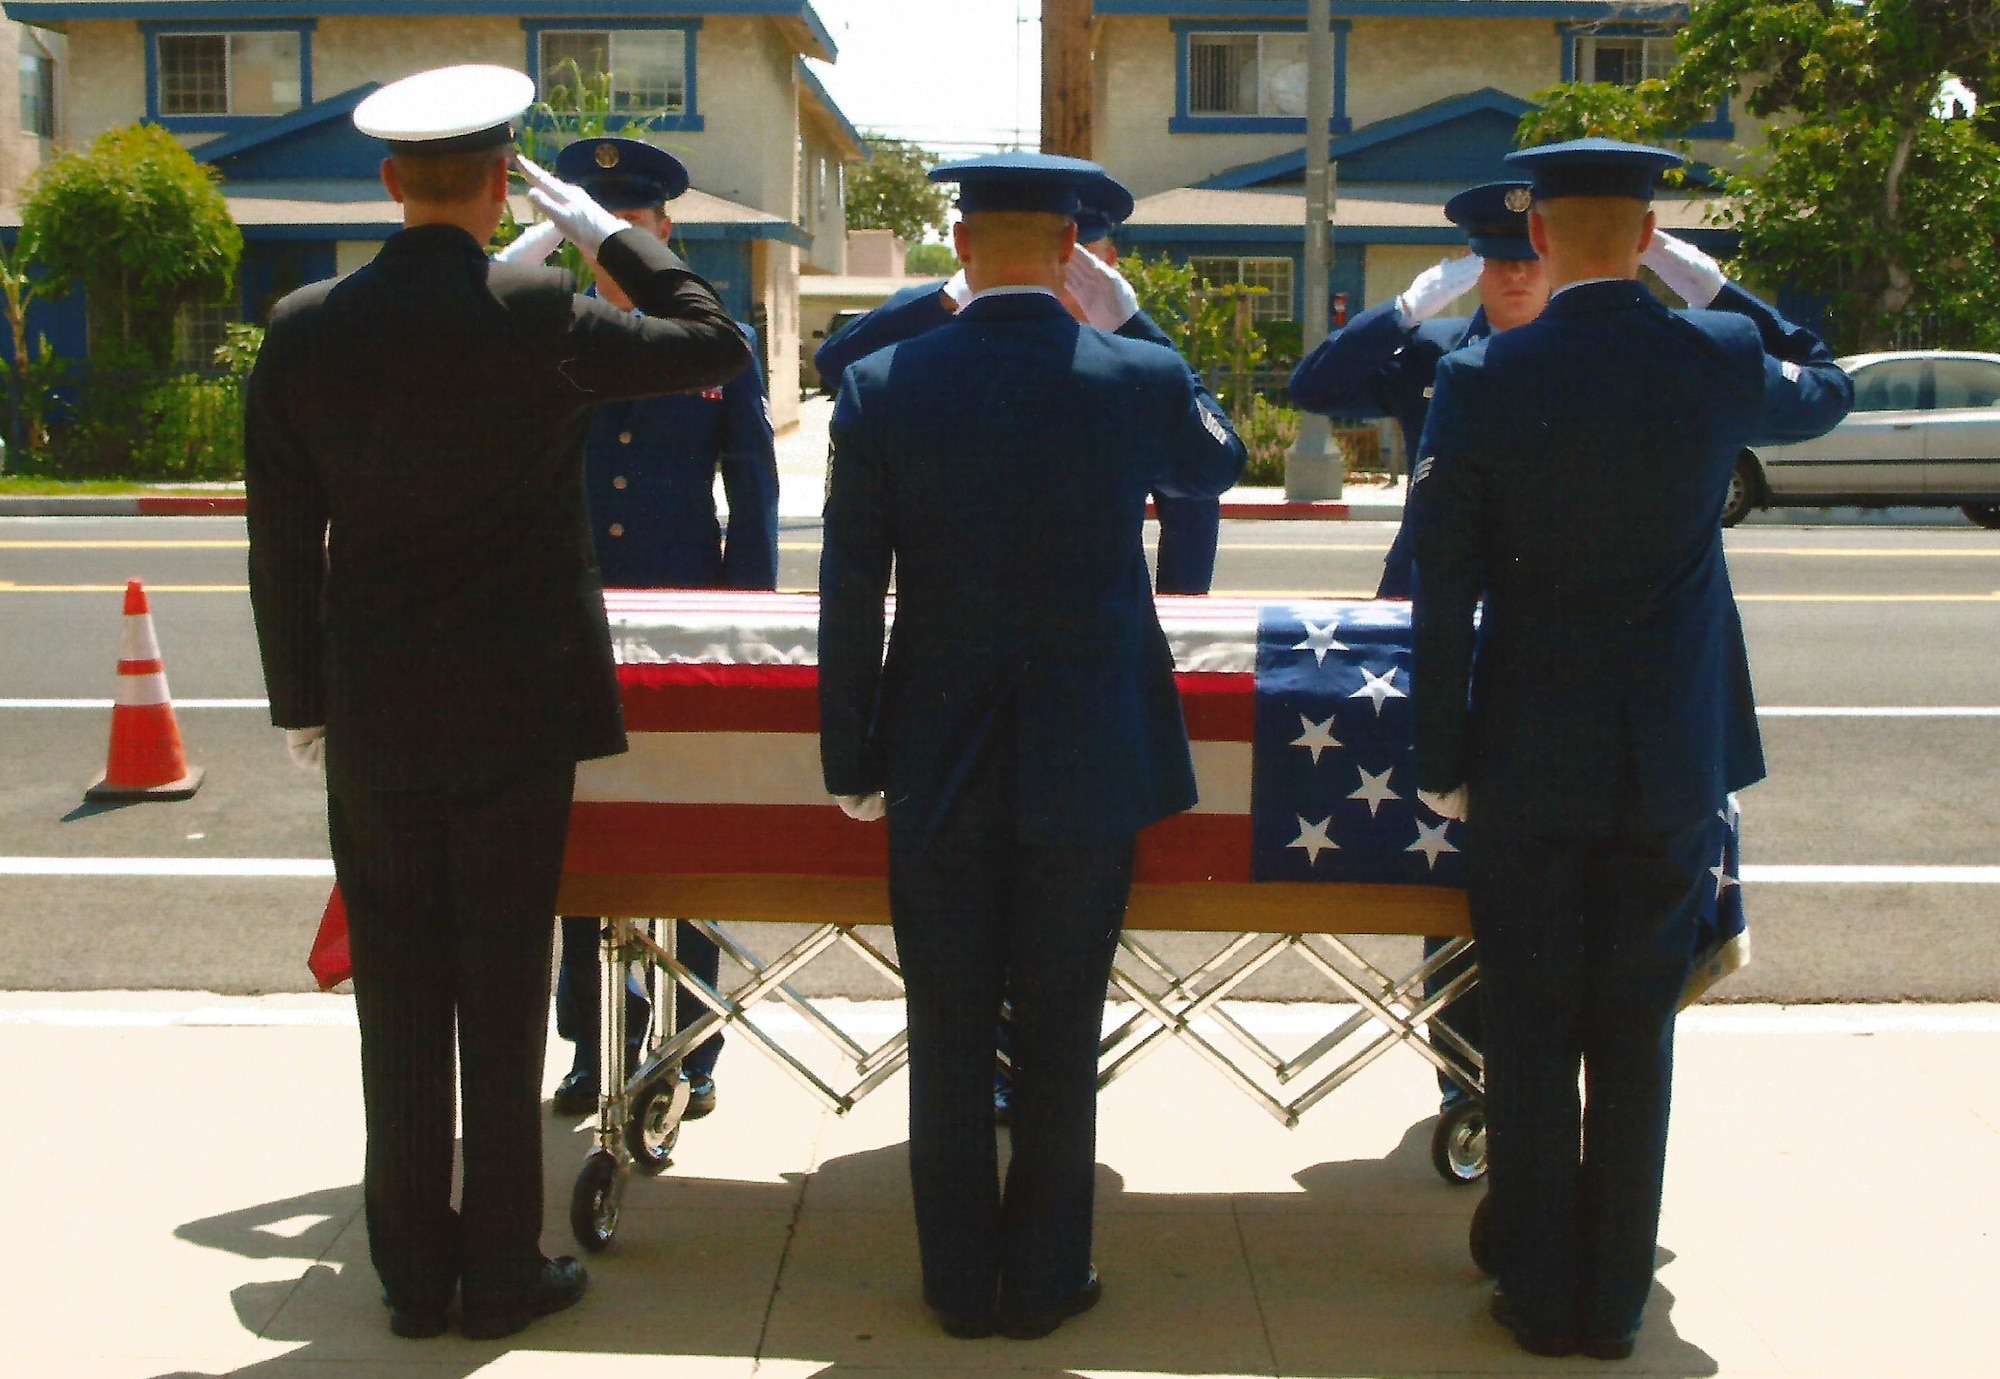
[553,592,1746,1251]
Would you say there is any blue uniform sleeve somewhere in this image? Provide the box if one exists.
[1288,301,1412,416]
[717,325,780,590]
[1706,283,1854,444]
[1409,356,1487,794]
[818,376,894,797]
[813,283,955,394]
[1153,374,1248,502]
[1114,309,1222,593]
[1114,308,1178,352]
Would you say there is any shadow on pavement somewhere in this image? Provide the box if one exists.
[154,1111,1717,1378]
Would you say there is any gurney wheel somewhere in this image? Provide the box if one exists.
[624,1069,690,1176]
[1431,1098,1488,1184]
[570,1148,624,1253]
[1469,1192,1493,1275]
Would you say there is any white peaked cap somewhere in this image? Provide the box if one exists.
[354,65,534,148]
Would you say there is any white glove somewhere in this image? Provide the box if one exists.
[1641,230,1726,308]
[836,793,885,822]
[493,218,565,265]
[1417,785,1468,823]
[941,270,972,311]
[1396,255,1485,325]
[514,155,628,258]
[285,726,326,774]
[1063,248,1141,332]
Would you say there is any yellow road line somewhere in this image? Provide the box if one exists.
[0,540,248,550]
[0,583,250,593]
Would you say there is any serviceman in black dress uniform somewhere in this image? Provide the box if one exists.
[818,153,1245,1340]
[539,135,782,1121]
[244,66,750,1341]
[1408,139,1852,1358]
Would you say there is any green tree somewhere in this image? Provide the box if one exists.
[20,123,241,368]
[844,136,950,244]
[1515,79,1675,149]
[0,239,65,472]
[1120,253,1268,416]
[903,241,959,277]
[1657,0,2000,348]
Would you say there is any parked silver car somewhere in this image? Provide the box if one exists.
[1726,350,2000,527]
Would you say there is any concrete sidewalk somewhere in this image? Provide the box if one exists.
[3,992,1995,1378]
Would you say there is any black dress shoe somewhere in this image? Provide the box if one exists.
[999,1266,1102,1340]
[1581,1332,1638,1360]
[551,1069,599,1117]
[387,1304,449,1339]
[683,1073,717,1121]
[461,1257,588,1340]
[1489,1287,1577,1358]
[932,1307,997,1339]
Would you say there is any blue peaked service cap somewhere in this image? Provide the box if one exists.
[1443,181,1537,261]
[1504,137,1683,202]
[555,136,691,209]
[931,152,1107,217]
[1074,172,1135,245]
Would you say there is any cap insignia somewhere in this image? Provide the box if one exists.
[1504,187,1533,214]
[594,143,620,169]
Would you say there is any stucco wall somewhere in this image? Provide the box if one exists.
[314,16,520,97]
[57,20,144,143]
[675,17,796,218]
[0,20,57,205]
[1363,243,1475,320]
[756,238,801,431]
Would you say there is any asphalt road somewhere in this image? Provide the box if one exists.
[3,514,1998,999]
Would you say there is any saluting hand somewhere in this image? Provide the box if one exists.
[493,218,565,265]
[514,155,630,257]
[1063,249,1141,332]
[1397,255,1485,326]
[1640,231,1726,309]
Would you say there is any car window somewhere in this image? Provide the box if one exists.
[1849,360,1927,413]
[1930,359,2000,410]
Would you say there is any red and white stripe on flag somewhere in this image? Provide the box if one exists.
[565,592,1263,886]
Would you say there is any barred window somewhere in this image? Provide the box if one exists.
[540,29,686,115]
[174,302,233,373]
[1576,34,1675,87]
[157,32,301,117]
[1189,256,1295,323]
[1188,32,1308,118]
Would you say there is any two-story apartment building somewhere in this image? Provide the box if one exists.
[1087,1,1743,328]
[0,0,867,426]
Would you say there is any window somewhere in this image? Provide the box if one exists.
[1188,32,1307,118]
[1931,360,2000,410]
[156,31,301,117]
[174,302,232,373]
[1849,360,1926,413]
[1574,33,1674,87]
[539,29,686,115]
[1190,257,1295,323]
[19,39,54,138]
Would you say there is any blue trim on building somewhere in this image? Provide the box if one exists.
[796,58,868,160]
[524,18,705,133]
[1197,86,1536,189]
[9,0,834,51]
[187,82,376,164]
[1171,17,1350,135]
[1096,1,1687,18]
[142,18,313,134]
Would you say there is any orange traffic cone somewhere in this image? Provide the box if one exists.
[85,579,204,801]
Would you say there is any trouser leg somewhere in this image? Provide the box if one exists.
[1577,819,1707,1339]
[675,920,725,1079]
[329,774,461,1315]
[1469,825,1588,1339]
[445,761,575,1314]
[996,833,1132,1320]
[1424,934,1483,1102]
[555,915,598,1069]
[889,765,1011,1319]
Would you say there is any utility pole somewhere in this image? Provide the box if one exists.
[1040,0,1093,157]
[1285,0,1341,500]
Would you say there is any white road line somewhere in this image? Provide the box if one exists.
[0,697,269,709]
[0,857,332,877]
[1758,706,2000,718]
[1741,864,2000,884]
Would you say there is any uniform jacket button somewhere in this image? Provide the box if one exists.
[612,476,628,489]
[608,522,625,538]
[619,431,633,444]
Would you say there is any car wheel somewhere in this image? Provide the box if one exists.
[1721,454,1760,528]
[1962,503,2000,530]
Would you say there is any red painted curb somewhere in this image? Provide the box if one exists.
[1147,500,1352,521]
[136,496,247,515]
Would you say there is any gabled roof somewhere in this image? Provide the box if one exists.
[0,1,838,59]
[193,84,387,182]
[1199,87,1538,190]
[1091,2,1685,18]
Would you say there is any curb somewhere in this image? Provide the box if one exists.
[0,495,246,516]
